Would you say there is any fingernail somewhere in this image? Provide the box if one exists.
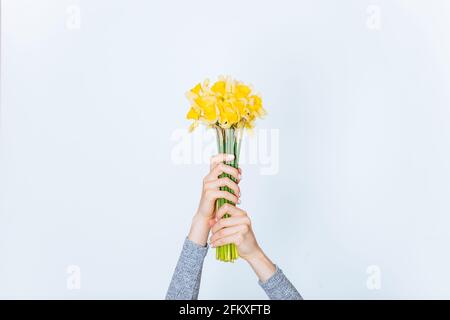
[239,192,241,197]
[237,199,241,204]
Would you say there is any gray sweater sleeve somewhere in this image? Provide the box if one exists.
[259,265,302,300]
[166,238,302,300]
[166,238,208,300]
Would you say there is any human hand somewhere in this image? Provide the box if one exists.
[188,154,241,246]
[196,154,241,220]
[209,204,259,260]
[209,204,277,282]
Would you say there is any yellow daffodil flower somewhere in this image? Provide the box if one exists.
[186,76,265,130]
[211,80,226,96]
[235,83,251,99]
[186,106,200,120]
[190,83,203,95]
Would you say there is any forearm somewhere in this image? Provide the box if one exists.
[246,249,277,282]
[165,237,209,300]
[247,250,302,300]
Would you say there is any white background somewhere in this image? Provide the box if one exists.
[1,0,450,299]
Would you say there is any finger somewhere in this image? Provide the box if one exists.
[213,163,240,180]
[211,233,243,248]
[205,177,240,196]
[210,224,248,243]
[215,203,247,220]
[205,190,238,204]
[204,163,240,182]
[210,154,234,170]
[211,216,251,234]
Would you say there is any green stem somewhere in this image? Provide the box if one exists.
[215,125,242,262]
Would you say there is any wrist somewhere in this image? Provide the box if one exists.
[244,247,265,264]
[245,248,276,283]
[187,213,211,247]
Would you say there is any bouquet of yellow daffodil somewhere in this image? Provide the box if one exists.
[186,76,266,262]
